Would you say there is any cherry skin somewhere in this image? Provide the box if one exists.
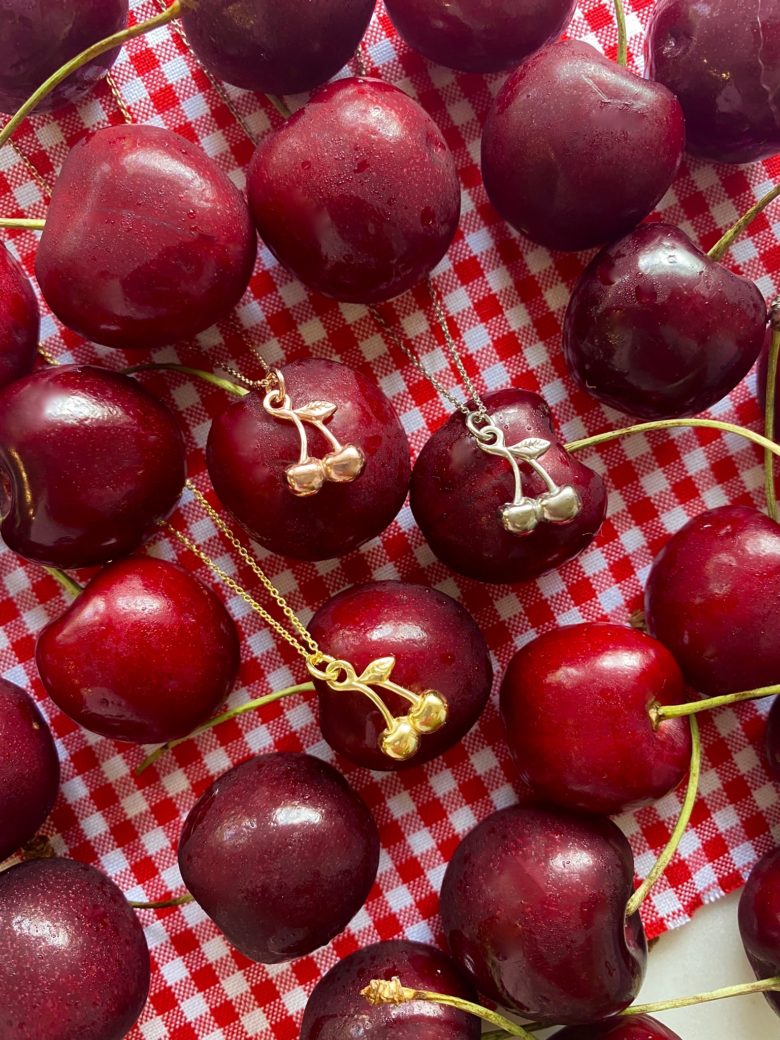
[383,0,576,74]
[410,388,607,585]
[307,581,492,771]
[247,77,461,304]
[481,40,685,252]
[563,224,768,420]
[739,846,780,1018]
[551,1017,682,1039]
[0,365,186,569]
[0,858,150,1040]
[35,124,257,350]
[0,679,59,862]
[0,242,39,390]
[36,557,240,744]
[0,0,128,114]
[300,940,481,1040]
[178,752,380,963]
[500,623,692,815]
[646,0,780,165]
[645,505,780,697]
[764,699,780,781]
[440,805,647,1024]
[181,0,376,95]
[207,358,411,561]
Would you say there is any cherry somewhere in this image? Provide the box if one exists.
[178,752,380,963]
[0,678,59,862]
[0,857,150,1040]
[0,0,128,114]
[0,365,186,568]
[645,505,780,697]
[206,358,411,560]
[500,623,692,815]
[36,557,240,744]
[551,1017,683,1039]
[563,223,768,420]
[247,77,461,304]
[307,581,492,770]
[765,698,780,780]
[646,0,780,165]
[410,389,607,585]
[383,0,576,74]
[440,805,647,1023]
[181,0,376,95]
[35,124,257,350]
[0,242,39,390]
[300,940,481,1039]
[739,846,780,1018]
[481,40,685,252]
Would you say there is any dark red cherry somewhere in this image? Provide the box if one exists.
[739,846,780,1018]
[207,358,411,561]
[410,388,607,585]
[440,805,647,1023]
[0,365,186,568]
[384,0,576,73]
[551,1017,683,1039]
[765,698,780,780]
[563,224,767,420]
[0,242,39,390]
[307,580,492,771]
[646,0,780,165]
[181,0,376,95]
[178,752,380,963]
[0,858,150,1040]
[0,679,59,861]
[0,0,128,114]
[300,940,481,1040]
[247,77,461,304]
[500,623,692,815]
[645,505,780,697]
[36,557,240,744]
[481,40,685,252]
[35,124,257,350]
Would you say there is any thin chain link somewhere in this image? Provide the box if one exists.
[104,71,134,124]
[10,139,52,198]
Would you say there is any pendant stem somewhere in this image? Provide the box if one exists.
[129,892,194,910]
[765,300,780,521]
[708,182,780,262]
[566,417,780,462]
[123,362,248,397]
[614,0,629,65]
[43,567,83,597]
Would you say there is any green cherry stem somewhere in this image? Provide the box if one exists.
[566,417,780,463]
[0,218,46,231]
[129,892,194,910]
[765,299,780,522]
[622,976,780,1016]
[613,0,628,66]
[653,683,779,722]
[43,567,83,598]
[708,181,780,262]
[123,362,249,397]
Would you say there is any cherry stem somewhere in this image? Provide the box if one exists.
[0,218,45,231]
[708,181,780,262]
[135,682,315,774]
[123,362,248,397]
[129,892,194,910]
[268,95,292,118]
[654,683,779,721]
[765,300,780,522]
[613,0,628,65]
[0,1,184,149]
[43,567,82,598]
[625,716,700,919]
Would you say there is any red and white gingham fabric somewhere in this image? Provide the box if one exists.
[1,2,779,1037]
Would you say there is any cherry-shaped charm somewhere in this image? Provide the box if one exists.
[36,124,257,350]
[36,557,240,744]
[0,365,186,568]
[0,242,39,390]
[739,846,780,1018]
[410,389,607,584]
[440,805,647,1023]
[563,224,768,420]
[307,581,492,770]
[247,77,461,304]
[178,752,380,963]
[551,1017,682,1039]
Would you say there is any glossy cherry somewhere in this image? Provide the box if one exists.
[36,557,240,744]
[0,0,128,114]
[0,365,186,568]
[563,224,767,420]
[645,505,780,697]
[0,857,150,1040]
[307,581,492,771]
[178,752,380,963]
[739,846,780,1018]
[35,124,257,350]
[410,388,607,584]
[0,678,59,862]
[765,698,780,780]
[440,805,647,1023]
[646,0,780,165]
[384,0,576,73]
[247,77,461,303]
[207,358,411,560]
[551,1018,683,1039]
[481,40,685,252]
[300,940,481,1040]
[0,242,39,390]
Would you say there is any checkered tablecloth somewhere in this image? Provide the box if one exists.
[1,2,779,1037]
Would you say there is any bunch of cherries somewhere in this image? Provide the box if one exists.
[0,1,780,1039]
